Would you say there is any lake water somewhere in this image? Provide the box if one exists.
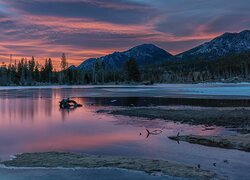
[0,84,250,179]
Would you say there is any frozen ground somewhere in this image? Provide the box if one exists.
[1,83,250,99]
[0,167,181,180]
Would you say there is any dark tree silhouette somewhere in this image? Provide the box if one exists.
[124,58,140,82]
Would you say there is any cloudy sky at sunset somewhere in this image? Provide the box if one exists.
[0,0,250,67]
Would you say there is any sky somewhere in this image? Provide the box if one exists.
[0,0,250,68]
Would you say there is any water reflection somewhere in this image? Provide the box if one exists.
[5,94,250,123]
[0,91,83,122]
[0,89,147,160]
[0,98,52,122]
[0,88,249,179]
[0,89,240,158]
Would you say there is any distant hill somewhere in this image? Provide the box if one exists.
[176,30,250,60]
[76,30,250,72]
[2,31,250,85]
[77,44,173,71]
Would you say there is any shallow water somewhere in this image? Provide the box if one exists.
[0,85,250,179]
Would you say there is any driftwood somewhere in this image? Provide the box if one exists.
[146,129,163,138]
[59,98,82,109]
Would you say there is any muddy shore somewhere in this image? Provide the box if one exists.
[106,107,250,152]
[1,152,216,180]
[109,107,250,128]
[169,134,250,152]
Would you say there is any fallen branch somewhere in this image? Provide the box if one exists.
[146,129,163,138]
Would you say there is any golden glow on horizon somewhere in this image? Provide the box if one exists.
[0,11,227,67]
[0,0,249,67]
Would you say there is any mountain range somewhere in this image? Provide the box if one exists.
[177,30,250,60]
[76,30,250,71]
[77,44,172,71]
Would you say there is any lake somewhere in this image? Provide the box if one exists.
[0,84,250,179]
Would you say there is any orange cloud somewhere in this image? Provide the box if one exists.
[0,12,222,67]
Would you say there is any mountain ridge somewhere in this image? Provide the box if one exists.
[176,30,250,60]
[76,30,250,71]
[77,44,173,71]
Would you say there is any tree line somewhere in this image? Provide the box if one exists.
[1,51,250,86]
[142,51,250,83]
[0,54,141,86]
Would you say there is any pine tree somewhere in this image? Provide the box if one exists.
[34,61,40,82]
[60,53,68,83]
[124,58,140,82]
[61,53,68,71]
[47,58,53,82]
[0,62,8,85]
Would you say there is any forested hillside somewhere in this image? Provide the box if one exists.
[142,51,250,83]
[1,30,250,85]
[1,51,250,85]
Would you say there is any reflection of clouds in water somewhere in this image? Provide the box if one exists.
[0,102,142,160]
[60,108,77,121]
[110,115,225,137]
[0,88,249,179]
[0,89,85,122]
[111,115,168,129]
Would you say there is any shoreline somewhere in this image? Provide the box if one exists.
[109,107,250,128]
[105,107,250,151]
[2,84,250,100]
[169,134,250,152]
[1,152,216,180]
[1,81,250,87]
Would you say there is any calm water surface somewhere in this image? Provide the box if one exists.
[0,85,250,180]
